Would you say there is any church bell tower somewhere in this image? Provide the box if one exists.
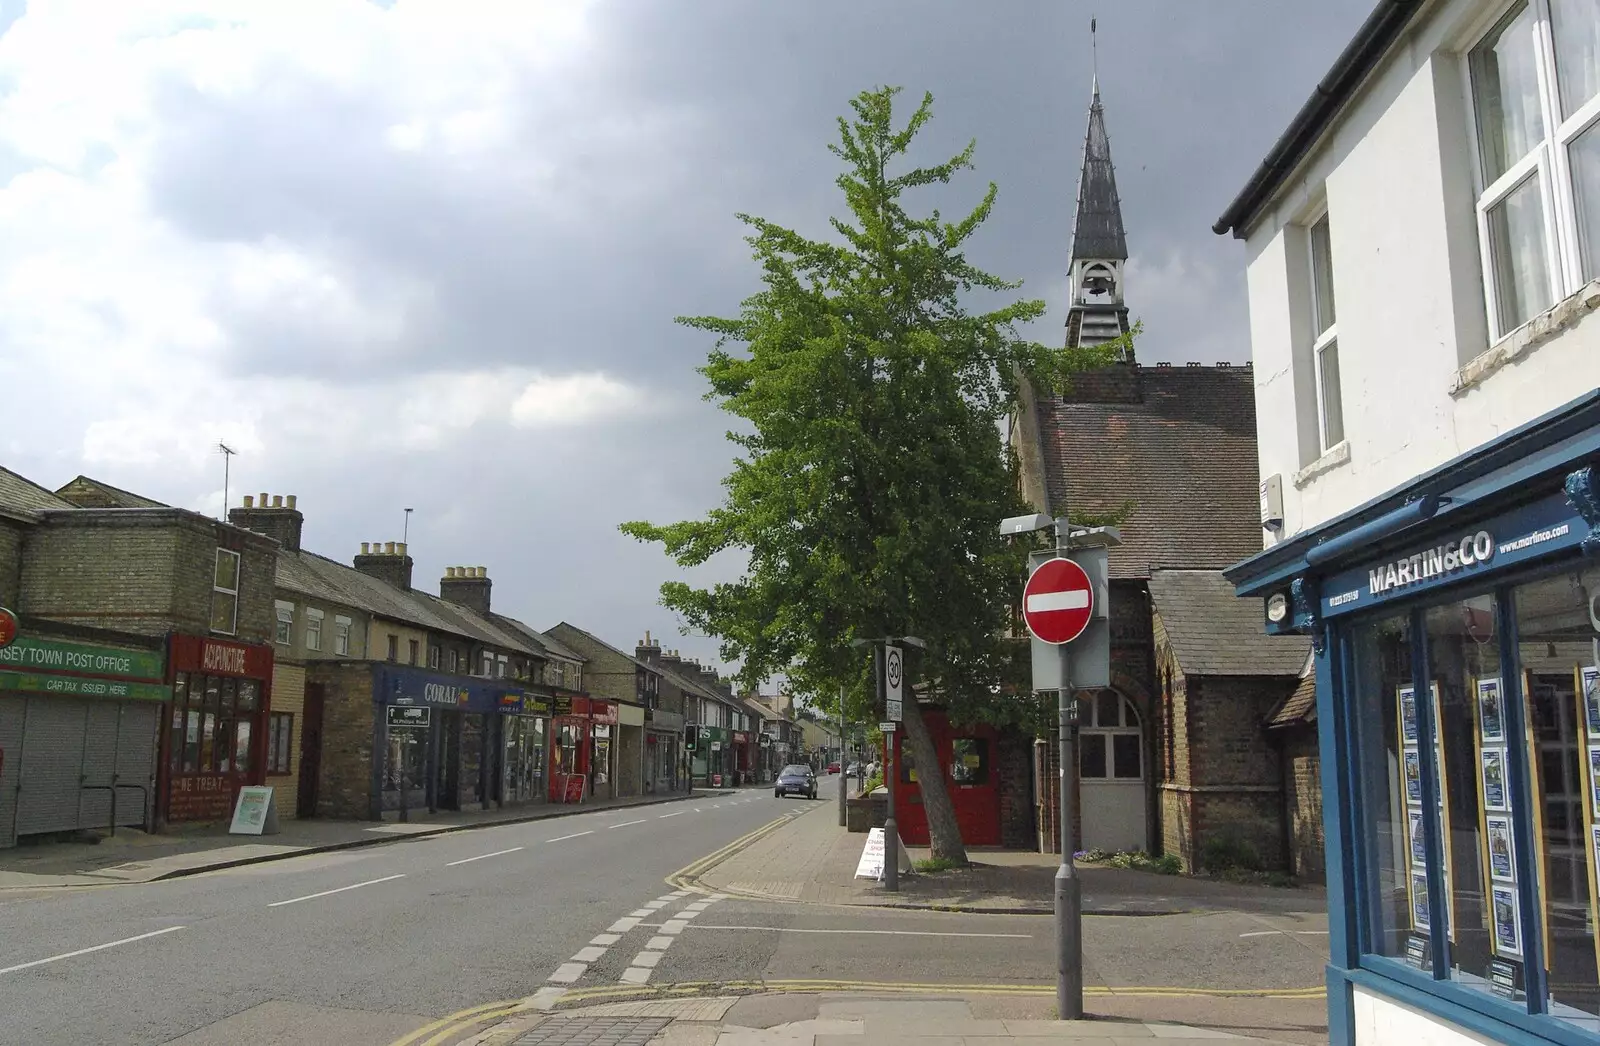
[1065,77,1132,359]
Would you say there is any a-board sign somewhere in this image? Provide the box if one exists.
[387,706,431,729]
[228,786,280,836]
[853,826,914,881]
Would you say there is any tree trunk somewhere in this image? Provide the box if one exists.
[901,700,969,866]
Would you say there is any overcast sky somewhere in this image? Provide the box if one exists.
[0,0,1371,678]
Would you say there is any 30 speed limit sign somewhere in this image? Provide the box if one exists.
[885,644,903,722]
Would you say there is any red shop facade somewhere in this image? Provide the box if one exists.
[548,696,617,803]
[158,634,275,824]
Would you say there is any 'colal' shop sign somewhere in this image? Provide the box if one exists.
[1368,530,1496,596]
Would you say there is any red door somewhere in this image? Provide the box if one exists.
[885,713,1002,846]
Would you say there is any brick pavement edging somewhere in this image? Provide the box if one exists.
[1,789,729,890]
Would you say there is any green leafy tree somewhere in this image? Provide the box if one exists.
[622,86,1133,864]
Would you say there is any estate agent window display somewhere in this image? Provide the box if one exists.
[1346,564,1600,1032]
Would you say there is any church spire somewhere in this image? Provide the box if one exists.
[1065,50,1133,360]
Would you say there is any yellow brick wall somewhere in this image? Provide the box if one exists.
[267,661,306,819]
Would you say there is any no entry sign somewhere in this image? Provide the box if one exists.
[1023,557,1094,645]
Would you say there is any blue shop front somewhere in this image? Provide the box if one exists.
[1227,391,1600,1046]
[373,665,545,818]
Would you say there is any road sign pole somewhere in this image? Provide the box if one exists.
[1053,523,1083,1021]
[838,684,848,827]
[879,645,898,893]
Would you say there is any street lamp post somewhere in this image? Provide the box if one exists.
[838,684,848,828]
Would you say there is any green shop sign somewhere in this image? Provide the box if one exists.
[0,669,171,703]
[0,636,165,682]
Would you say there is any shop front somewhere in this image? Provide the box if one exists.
[162,634,273,824]
[1226,392,1600,1046]
[549,693,588,803]
[647,709,683,794]
[692,725,729,786]
[589,699,618,800]
[498,691,548,807]
[0,622,171,846]
[374,666,498,817]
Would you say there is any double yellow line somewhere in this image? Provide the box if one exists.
[665,813,798,892]
[547,978,1326,1007]
[386,997,527,1046]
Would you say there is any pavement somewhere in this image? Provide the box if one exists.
[461,994,1315,1046]
[0,776,1332,1046]
[686,791,1327,918]
[0,787,715,891]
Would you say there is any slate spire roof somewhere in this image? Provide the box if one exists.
[1071,79,1128,263]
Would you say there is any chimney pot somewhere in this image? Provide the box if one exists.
[398,542,407,557]
[286,494,297,509]
[258,493,268,507]
[272,495,283,508]
[385,541,395,554]
[243,495,254,508]
[361,542,370,554]
[446,566,455,578]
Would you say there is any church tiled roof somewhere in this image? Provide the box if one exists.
[1037,363,1265,580]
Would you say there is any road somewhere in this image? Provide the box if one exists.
[0,777,1330,1045]
[0,788,795,1046]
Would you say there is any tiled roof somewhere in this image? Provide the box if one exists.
[1149,568,1309,677]
[1268,673,1318,729]
[0,466,75,513]
[492,613,587,664]
[1038,364,1264,579]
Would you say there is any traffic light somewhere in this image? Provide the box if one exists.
[685,724,699,751]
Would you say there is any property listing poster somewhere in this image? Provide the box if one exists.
[1398,683,1454,943]
[1576,665,1600,977]
[1473,677,1523,961]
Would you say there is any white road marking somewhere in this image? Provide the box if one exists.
[658,811,684,819]
[687,925,1032,938]
[610,819,648,829]
[630,950,664,968]
[548,962,587,983]
[572,946,607,962]
[523,986,568,1011]
[267,874,405,908]
[629,908,654,917]
[446,846,524,867]
[710,893,729,900]
[693,808,703,812]
[591,933,621,946]
[1026,589,1090,613]
[642,901,667,911]
[668,890,690,898]
[546,831,594,842]
[646,936,673,950]
[620,966,651,984]
[677,909,702,920]
[608,916,641,933]
[685,900,714,911]
[0,926,185,976]
[661,920,689,935]
[1240,930,1329,938]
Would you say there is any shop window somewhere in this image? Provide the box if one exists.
[304,608,323,652]
[1514,568,1600,1027]
[274,601,294,646]
[210,549,240,635]
[266,713,293,775]
[1351,611,1418,961]
[951,738,989,785]
[334,615,351,656]
[1424,594,1504,997]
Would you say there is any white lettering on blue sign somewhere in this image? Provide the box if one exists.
[1369,531,1494,595]
[1328,590,1360,608]
[1497,523,1569,555]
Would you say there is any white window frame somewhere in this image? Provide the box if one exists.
[1464,0,1600,340]
[573,664,583,691]
[428,644,440,669]
[334,615,352,656]
[274,600,294,646]
[304,607,324,652]
[1307,210,1344,453]
[211,549,241,636]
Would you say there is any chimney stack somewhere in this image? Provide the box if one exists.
[228,491,305,552]
[439,564,492,616]
[353,539,414,591]
[635,630,662,665]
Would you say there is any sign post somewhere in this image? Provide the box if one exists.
[1015,523,1120,1022]
[884,644,903,723]
[879,671,899,896]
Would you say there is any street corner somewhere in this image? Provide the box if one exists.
[665,810,806,894]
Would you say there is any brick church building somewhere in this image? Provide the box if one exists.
[1008,80,1321,879]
